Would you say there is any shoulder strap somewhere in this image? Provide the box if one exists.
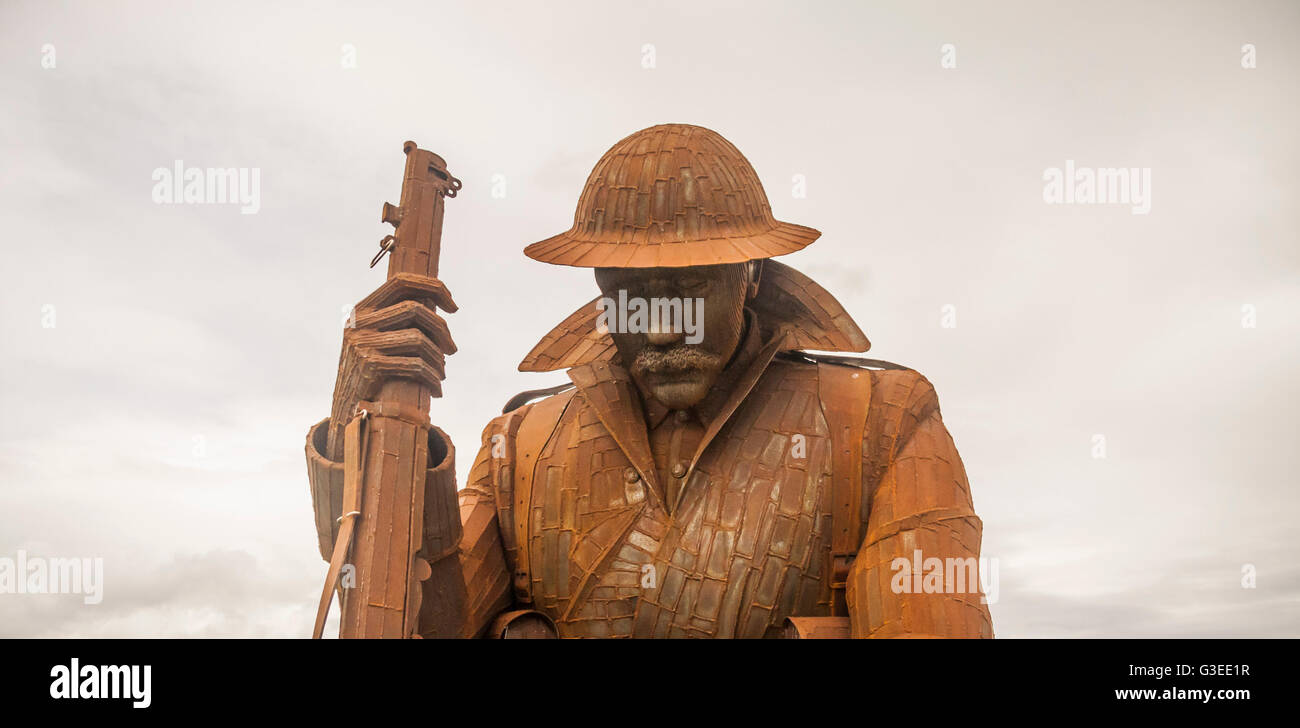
[779,350,910,370]
[817,362,872,616]
[506,389,575,604]
[502,382,575,414]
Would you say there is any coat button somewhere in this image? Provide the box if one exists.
[671,462,687,478]
[624,467,639,483]
[674,409,690,423]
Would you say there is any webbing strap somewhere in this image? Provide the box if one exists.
[817,363,871,615]
[509,392,574,604]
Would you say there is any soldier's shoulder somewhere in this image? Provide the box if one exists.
[473,383,575,452]
[779,351,940,414]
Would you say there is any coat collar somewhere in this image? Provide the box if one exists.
[518,260,869,373]
[524,260,869,512]
[564,317,787,510]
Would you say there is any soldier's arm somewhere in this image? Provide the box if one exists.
[304,272,537,637]
[452,415,522,636]
[844,373,994,638]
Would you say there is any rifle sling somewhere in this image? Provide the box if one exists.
[818,362,871,616]
[312,412,368,639]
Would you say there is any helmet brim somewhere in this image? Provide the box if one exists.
[523,220,821,268]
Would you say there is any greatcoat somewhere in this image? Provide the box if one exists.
[306,261,994,638]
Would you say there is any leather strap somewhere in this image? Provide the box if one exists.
[355,399,430,427]
[489,609,559,639]
[312,412,368,639]
[509,391,574,604]
[783,616,851,639]
[817,363,871,616]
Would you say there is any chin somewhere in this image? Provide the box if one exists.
[648,379,710,409]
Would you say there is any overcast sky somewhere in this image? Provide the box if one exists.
[2,0,1297,637]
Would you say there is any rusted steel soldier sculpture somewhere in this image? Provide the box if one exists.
[306,124,994,638]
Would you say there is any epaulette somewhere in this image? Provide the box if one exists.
[502,382,576,414]
[776,350,913,371]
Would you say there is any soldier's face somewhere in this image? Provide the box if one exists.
[594,263,751,409]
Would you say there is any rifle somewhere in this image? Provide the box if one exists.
[314,141,461,639]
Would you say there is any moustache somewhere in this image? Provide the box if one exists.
[631,345,722,376]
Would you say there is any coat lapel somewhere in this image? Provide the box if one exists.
[681,331,788,493]
[565,326,791,514]
[566,359,664,505]
[518,260,869,374]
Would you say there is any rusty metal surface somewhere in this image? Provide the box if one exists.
[784,616,851,639]
[307,127,992,638]
[517,260,868,373]
[489,609,559,639]
[458,323,993,637]
[340,143,461,638]
[524,124,821,268]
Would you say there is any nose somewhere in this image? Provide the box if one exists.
[645,328,685,347]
